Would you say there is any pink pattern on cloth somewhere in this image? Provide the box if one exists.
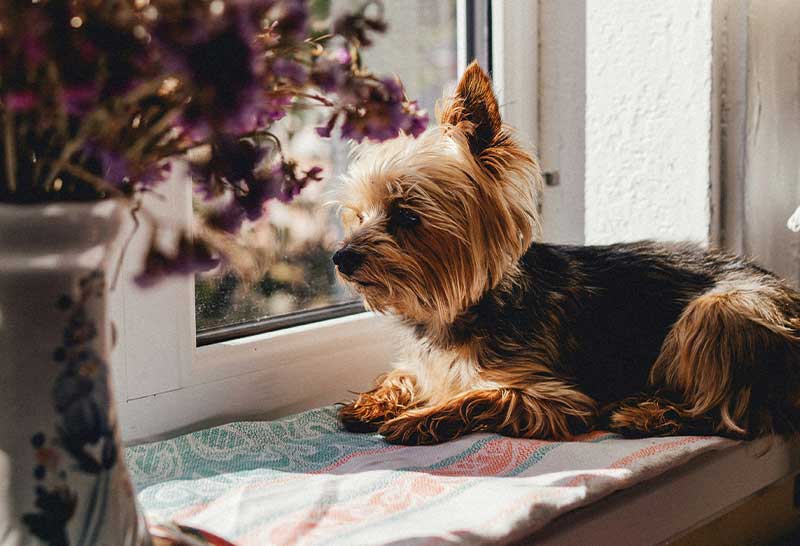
[426,438,546,476]
[609,437,706,469]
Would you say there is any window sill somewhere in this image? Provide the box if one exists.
[119,311,396,444]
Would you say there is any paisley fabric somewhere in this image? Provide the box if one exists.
[126,406,734,545]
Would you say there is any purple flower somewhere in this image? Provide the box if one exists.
[265,160,323,204]
[134,236,220,288]
[334,77,429,142]
[311,58,349,92]
[208,199,247,233]
[407,105,429,138]
[172,236,221,275]
[155,4,266,135]
[237,177,276,221]
[272,0,309,41]
[231,163,287,221]
[186,24,257,95]
[333,11,387,47]
[191,137,275,229]
[262,94,292,122]
[5,91,37,112]
[316,114,338,138]
[0,0,426,289]
[207,159,323,230]
[381,76,404,101]
[332,47,352,65]
[63,84,100,116]
[99,149,171,189]
[39,4,149,107]
[272,58,308,86]
[194,137,267,189]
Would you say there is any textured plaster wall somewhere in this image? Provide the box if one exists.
[585,1,713,244]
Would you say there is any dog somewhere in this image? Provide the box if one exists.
[332,61,800,445]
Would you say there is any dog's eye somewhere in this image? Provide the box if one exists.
[357,212,365,225]
[392,207,420,229]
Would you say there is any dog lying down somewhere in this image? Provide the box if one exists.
[332,62,800,446]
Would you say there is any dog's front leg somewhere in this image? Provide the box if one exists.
[338,369,419,432]
[378,385,597,445]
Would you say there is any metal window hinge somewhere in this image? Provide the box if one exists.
[544,171,560,187]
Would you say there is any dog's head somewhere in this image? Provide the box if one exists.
[333,62,542,325]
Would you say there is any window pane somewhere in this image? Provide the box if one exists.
[195,0,458,332]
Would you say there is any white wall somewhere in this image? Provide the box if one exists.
[585,1,715,244]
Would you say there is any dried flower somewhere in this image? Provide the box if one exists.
[333,9,387,47]
[135,235,220,288]
[0,0,427,285]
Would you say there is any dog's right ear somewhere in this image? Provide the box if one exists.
[439,61,504,158]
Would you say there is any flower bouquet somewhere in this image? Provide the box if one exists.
[0,1,426,544]
[0,0,427,281]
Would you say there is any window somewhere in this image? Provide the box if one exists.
[114,0,540,443]
[194,0,459,343]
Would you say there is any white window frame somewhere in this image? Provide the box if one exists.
[112,1,538,444]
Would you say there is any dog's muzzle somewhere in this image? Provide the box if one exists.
[332,246,364,276]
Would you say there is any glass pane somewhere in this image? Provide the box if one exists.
[195,0,458,332]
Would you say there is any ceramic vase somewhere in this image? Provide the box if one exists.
[0,200,151,546]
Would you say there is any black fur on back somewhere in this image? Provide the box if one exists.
[429,241,774,406]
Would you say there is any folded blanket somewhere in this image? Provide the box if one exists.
[126,406,735,545]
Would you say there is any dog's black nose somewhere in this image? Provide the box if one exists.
[332,246,364,276]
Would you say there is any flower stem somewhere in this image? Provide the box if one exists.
[128,106,182,159]
[294,91,336,107]
[3,109,17,194]
[61,163,124,198]
[110,199,142,291]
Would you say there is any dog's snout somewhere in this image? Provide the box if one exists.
[332,246,364,276]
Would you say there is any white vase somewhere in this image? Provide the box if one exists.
[0,200,150,546]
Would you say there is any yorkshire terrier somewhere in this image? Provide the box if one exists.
[333,62,800,445]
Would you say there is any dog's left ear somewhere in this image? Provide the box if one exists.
[439,61,504,158]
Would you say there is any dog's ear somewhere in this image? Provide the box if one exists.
[439,61,503,157]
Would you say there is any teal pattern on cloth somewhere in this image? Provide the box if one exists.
[126,406,735,545]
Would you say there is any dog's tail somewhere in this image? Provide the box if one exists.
[615,277,800,438]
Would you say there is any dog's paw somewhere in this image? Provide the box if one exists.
[378,412,465,445]
[607,399,684,437]
[337,401,383,433]
[338,372,420,434]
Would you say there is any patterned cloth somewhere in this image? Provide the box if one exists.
[126,406,735,545]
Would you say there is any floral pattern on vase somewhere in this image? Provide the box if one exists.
[21,271,121,546]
